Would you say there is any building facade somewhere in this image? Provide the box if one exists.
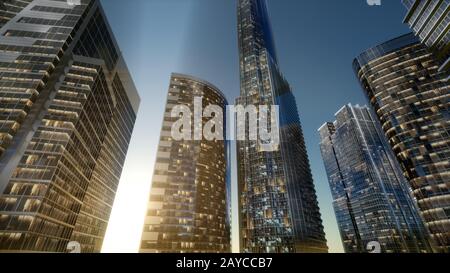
[236,0,328,253]
[402,0,450,72]
[0,0,140,252]
[354,33,449,252]
[319,105,432,253]
[140,73,230,253]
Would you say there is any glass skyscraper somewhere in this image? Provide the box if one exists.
[402,0,449,72]
[140,73,230,253]
[0,0,140,252]
[319,105,432,253]
[354,33,449,252]
[236,0,327,253]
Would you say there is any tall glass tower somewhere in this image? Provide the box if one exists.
[402,0,449,72]
[354,33,449,253]
[236,0,327,253]
[140,73,230,253]
[0,0,140,252]
[319,105,432,253]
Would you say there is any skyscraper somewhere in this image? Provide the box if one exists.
[140,73,230,253]
[236,0,327,253]
[402,0,449,72]
[319,104,432,253]
[0,0,140,252]
[354,33,449,252]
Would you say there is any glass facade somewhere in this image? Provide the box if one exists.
[319,105,432,253]
[140,73,230,253]
[0,0,140,252]
[354,33,450,252]
[236,0,327,253]
[0,0,34,29]
[402,0,450,72]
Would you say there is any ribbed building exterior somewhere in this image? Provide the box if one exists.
[354,33,449,252]
[236,0,327,253]
[402,0,450,72]
[319,105,432,253]
[140,73,230,253]
[0,0,140,252]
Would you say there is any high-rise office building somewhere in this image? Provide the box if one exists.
[236,0,328,253]
[354,33,449,252]
[319,105,432,253]
[140,73,230,253]
[402,0,449,72]
[0,0,140,252]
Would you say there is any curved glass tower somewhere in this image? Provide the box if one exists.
[354,33,450,253]
[236,0,327,253]
[140,73,230,253]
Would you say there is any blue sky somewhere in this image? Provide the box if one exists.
[100,0,411,253]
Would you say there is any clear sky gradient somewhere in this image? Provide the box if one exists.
[100,0,411,253]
